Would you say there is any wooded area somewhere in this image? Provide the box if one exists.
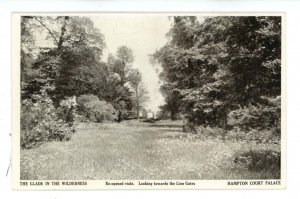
[153,16,281,143]
[21,16,149,148]
[21,15,281,147]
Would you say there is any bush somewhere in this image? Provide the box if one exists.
[77,94,99,109]
[57,96,77,127]
[77,94,117,122]
[183,123,280,144]
[228,96,280,132]
[227,96,281,143]
[226,127,248,142]
[21,86,76,149]
[183,122,225,139]
[234,149,280,179]
[226,127,280,144]
[86,100,117,122]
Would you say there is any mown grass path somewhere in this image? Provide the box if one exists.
[21,120,279,180]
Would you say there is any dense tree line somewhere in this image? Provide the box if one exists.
[20,16,148,148]
[152,16,281,140]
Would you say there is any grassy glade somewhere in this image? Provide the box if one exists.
[184,125,281,179]
[20,121,280,180]
[183,98,281,179]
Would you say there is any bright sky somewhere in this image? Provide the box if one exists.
[91,15,171,112]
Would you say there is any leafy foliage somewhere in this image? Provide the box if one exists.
[228,96,281,131]
[106,46,135,122]
[152,16,281,142]
[21,86,76,149]
[21,16,106,104]
[20,16,113,148]
[128,69,149,119]
[20,16,143,150]
[77,94,117,122]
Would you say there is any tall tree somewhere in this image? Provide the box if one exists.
[32,16,105,52]
[21,16,106,104]
[21,16,38,100]
[152,16,281,132]
[107,46,135,122]
[128,69,149,120]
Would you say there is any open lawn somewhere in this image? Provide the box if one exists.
[21,120,280,180]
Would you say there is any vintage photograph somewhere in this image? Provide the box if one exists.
[13,13,284,189]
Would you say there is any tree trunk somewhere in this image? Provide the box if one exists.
[136,87,140,120]
[137,107,140,120]
[221,110,228,129]
[171,110,176,120]
[222,116,227,130]
[221,111,228,141]
[117,111,122,123]
[57,16,69,51]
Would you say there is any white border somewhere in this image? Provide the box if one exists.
[0,0,299,198]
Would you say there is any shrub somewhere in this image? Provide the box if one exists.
[86,100,117,122]
[77,94,99,110]
[227,96,281,143]
[77,94,117,122]
[226,127,280,144]
[183,122,225,139]
[21,86,76,149]
[57,96,77,127]
[226,127,248,142]
[245,129,280,144]
[228,96,280,132]
[234,149,281,179]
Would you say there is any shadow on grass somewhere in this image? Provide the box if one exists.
[234,149,281,179]
[150,124,183,129]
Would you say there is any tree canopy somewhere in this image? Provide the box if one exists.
[21,16,148,123]
[152,16,281,134]
[128,68,149,119]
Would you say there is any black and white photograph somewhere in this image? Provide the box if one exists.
[12,13,285,189]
